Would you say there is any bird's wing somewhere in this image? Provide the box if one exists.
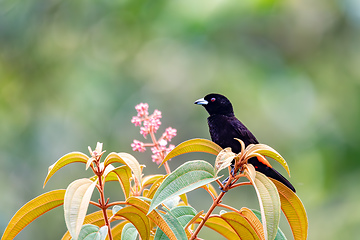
[229,117,259,145]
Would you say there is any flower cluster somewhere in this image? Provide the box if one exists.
[131,103,177,165]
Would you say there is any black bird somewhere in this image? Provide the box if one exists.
[195,93,295,192]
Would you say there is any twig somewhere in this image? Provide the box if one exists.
[96,170,113,240]
[190,191,226,240]
[230,181,251,189]
[217,203,239,213]
[89,201,102,208]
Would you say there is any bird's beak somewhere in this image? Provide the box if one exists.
[194,98,208,105]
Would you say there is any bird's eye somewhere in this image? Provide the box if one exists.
[211,98,216,102]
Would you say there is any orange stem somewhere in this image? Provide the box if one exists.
[190,191,226,240]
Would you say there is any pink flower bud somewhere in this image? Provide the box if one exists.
[163,127,177,141]
[140,126,150,138]
[135,103,149,117]
[131,140,146,152]
[131,116,142,126]
[144,117,161,133]
[152,109,162,120]
[166,144,175,154]
[151,146,165,165]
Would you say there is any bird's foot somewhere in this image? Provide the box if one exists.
[220,177,230,192]
[230,168,236,178]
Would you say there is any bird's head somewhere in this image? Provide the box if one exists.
[194,93,234,116]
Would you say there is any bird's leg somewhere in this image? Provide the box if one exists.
[219,178,230,193]
[219,162,237,192]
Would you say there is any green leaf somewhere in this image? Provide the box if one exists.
[1,189,65,240]
[77,224,108,240]
[98,226,108,240]
[121,223,138,240]
[170,206,197,227]
[61,210,113,240]
[103,152,143,185]
[112,205,123,215]
[252,172,281,240]
[251,209,287,240]
[148,160,218,213]
[43,152,89,188]
[163,196,181,210]
[270,179,308,240]
[219,210,227,215]
[160,138,222,166]
[64,179,97,240]
[108,221,129,240]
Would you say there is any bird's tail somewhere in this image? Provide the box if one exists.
[248,157,296,192]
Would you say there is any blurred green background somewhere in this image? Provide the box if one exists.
[1,0,360,239]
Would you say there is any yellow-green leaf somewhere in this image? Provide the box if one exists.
[146,176,166,200]
[1,190,65,240]
[184,210,204,231]
[179,193,188,206]
[43,152,89,188]
[239,207,265,240]
[154,210,187,240]
[142,175,165,188]
[271,179,308,240]
[105,165,132,199]
[253,172,281,240]
[221,212,261,240]
[64,178,97,240]
[113,205,150,240]
[127,197,177,240]
[161,138,222,166]
[200,183,218,199]
[248,144,290,177]
[195,216,240,240]
[103,152,143,185]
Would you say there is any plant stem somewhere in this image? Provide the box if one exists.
[201,186,216,200]
[149,130,171,174]
[217,203,239,213]
[190,191,226,240]
[97,170,113,240]
[89,201,102,208]
[106,201,127,208]
[163,161,171,174]
[230,181,251,189]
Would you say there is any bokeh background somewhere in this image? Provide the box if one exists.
[1,0,360,239]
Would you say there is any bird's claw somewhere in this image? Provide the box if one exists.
[220,187,228,193]
[221,176,229,186]
[220,176,230,192]
[230,168,236,178]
